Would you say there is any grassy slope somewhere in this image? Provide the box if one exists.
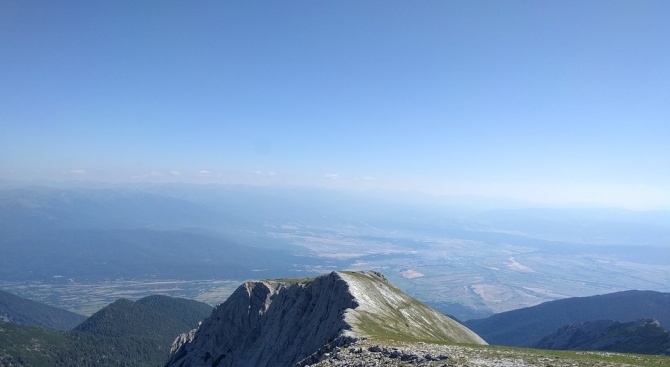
[480,344,670,367]
[339,271,486,345]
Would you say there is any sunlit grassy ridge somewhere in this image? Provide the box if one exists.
[338,271,486,345]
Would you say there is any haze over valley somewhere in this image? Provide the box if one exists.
[2,184,668,320]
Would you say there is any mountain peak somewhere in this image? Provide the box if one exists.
[166,271,485,367]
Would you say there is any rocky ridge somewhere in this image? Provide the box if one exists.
[165,271,485,367]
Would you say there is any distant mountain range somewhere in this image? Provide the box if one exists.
[0,289,85,330]
[0,292,211,367]
[2,277,669,367]
[536,319,670,355]
[464,290,670,349]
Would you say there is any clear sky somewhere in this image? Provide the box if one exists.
[1,1,669,208]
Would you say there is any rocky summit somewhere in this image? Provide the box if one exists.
[165,271,485,367]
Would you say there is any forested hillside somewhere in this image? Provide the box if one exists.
[0,290,85,330]
[0,295,211,367]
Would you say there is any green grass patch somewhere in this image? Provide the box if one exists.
[478,344,670,367]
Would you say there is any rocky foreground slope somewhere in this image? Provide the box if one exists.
[166,271,485,367]
[299,338,670,367]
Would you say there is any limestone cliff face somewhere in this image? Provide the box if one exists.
[166,271,485,367]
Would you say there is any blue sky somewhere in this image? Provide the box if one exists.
[1,1,669,208]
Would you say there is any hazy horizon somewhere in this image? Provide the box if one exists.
[3,179,670,212]
[2,1,669,210]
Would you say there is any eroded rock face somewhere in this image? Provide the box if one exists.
[166,272,357,367]
[166,271,485,367]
